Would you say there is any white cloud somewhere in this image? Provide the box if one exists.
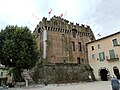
[0,0,41,30]
[0,0,120,39]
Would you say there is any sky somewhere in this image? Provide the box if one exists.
[0,0,120,39]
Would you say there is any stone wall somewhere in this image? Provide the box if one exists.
[30,63,95,84]
[33,16,96,64]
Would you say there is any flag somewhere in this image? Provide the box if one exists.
[98,33,101,37]
[60,13,63,17]
[48,9,52,14]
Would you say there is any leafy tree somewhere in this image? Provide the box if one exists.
[0,25,39,81]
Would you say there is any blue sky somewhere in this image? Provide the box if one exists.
[0,0,120,39]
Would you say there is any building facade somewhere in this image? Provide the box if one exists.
[34,16,95,64]
[87,32,120,81]
[0,64,13,86]
[0,65,7,86]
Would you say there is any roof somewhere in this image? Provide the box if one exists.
[87,31,120,44]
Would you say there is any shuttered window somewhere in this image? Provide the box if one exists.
[99,52,105,61]
[112,39,118,47]
[109,49,115,59]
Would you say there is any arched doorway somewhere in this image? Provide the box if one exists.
[100,69,108,81]
[113,66,120,79]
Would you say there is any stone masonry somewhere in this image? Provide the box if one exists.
[34,16,95,64]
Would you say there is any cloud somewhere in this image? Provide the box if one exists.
[89,0,120,38]
[0,0,120,39]
[0,0,41,30]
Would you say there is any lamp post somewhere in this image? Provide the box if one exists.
[10,59,12,62]
[9,59,13,67]
[0,64,2,67]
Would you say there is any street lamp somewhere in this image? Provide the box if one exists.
[0,64,2,67]
[10,59,12,62]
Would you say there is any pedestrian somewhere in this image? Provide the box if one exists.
[44,80,48,86]
[111,76,119,90]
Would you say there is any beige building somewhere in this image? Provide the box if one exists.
[87,31,120,81]
[0,65,7,86]
[34,16,95,64]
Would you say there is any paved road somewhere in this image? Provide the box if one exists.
[7,81,112,90]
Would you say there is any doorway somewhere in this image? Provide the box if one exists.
[113,66,120,79]
[100,69,108,81]
[77,57,80,64]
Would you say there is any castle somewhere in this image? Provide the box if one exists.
[34,16,95,64]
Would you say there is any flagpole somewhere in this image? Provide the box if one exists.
[64,11,67,19]
[48,9,52,20]
[49,14,50,20]
[32,13,40,21]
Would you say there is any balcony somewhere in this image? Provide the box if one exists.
[106,54,119,62]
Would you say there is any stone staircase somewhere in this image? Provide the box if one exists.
[22,69,36,86]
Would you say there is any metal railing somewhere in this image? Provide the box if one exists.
[106,54,119,62]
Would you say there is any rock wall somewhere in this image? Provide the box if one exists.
[30,64,95,84]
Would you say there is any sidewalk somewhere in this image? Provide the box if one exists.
[8,81,112,90]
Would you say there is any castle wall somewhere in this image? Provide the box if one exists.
[34,16,95,64]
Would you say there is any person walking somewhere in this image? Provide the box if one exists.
[111,76,119,90]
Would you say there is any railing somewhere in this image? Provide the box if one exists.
[106,54,119,62]
[22,69,36,87]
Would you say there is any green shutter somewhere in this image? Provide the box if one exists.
[113,39,118,46]
[109,50,115,59]
[99,52,105,61]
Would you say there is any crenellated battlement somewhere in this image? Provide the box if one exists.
[34,16,95,39]
[36,16,91,31]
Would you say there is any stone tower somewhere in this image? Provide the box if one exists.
[34,16,95,64]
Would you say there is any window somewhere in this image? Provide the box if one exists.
[99,52,105,61]
[72,42,75,51]
[77,57,80,64]
[63,60,66,64]
[112,39,118,47]
[82,58,84,63]
[109,49,115,59]
[92,54,95,60]
[72,29,77,38]
[91,46,94,51]
[72,31,76,38]
[98,44,101,49]
[78,42,82,51]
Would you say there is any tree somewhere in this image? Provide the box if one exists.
[0,25,39,81]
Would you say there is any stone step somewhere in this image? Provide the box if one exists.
[22,69,36,86]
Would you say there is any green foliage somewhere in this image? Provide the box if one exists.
[0,25,39,69]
